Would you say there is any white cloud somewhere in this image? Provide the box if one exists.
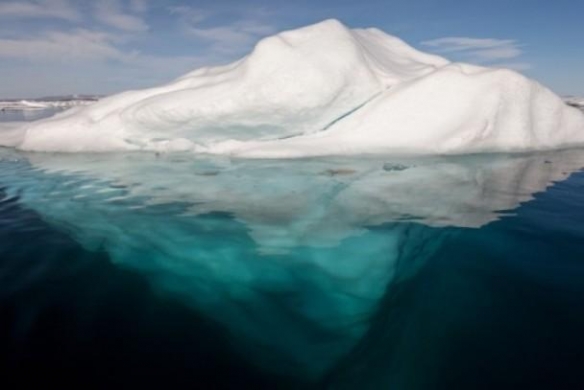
[169,5,276,55]
[0,29,125,62]
[471,46,522,61]
[129,0,148,14]
[490,62,532,71]
[94,0,149,32]
[0,27,209,81]
[422,37,516,52]
[0,2,280,97]
[186,21,276,52]
[0,53,205,98]
[0,0,81,22]
[168,5,208,24]
[421,37,525,63]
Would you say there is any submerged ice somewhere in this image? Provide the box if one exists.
[1,148,584,377]
[1,19,583,155]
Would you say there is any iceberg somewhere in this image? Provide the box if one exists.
[0,19,582,155]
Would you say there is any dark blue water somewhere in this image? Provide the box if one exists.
[326,172,584,389]
[1,111,583,389]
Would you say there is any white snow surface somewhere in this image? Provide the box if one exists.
[1,19,583,155]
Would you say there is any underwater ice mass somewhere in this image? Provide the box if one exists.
[2,148,584,377]
[0,19,583,155]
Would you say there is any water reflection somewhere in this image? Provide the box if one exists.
[18,149,584,237]
[0,148,583,379]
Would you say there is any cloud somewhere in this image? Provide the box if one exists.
[186,21,276,52]
[0,2,281,97]
[490,62,532,71]
[421,37,524,63]
[129,0,148,14]
[0,29,125,62]
[94,0,149,32]
[169,5,276,55]
[0,27,207,79]
[0,0,81,22]
[168,5,208,25]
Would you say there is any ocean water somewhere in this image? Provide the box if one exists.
[1,110,584,389]
[0,107,63,122]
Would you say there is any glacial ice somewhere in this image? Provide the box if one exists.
[1,17,584,380]
[1,19,583,155]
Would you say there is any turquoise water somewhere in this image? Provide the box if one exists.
[0,111,584,388]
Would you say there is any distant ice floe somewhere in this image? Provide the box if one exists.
[565,96,584,111]
[0,19,582,156]
[0,97,97,111]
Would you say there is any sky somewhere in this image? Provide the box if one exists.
[0,0,582,98]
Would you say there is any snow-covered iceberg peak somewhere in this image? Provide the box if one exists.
[2,19,583,155]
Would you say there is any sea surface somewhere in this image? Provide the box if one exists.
[0,107,63,122]
[1,109,584,389]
